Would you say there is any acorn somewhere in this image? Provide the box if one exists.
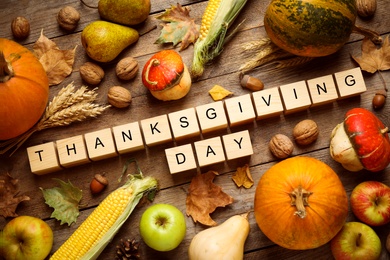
[90,173,108,194]
[372,89,387,110]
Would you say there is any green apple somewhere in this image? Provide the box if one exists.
[330,222,381,260]
[139,203,186,251]
[1,215,53,260]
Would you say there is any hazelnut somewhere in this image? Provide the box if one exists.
[107,86,132,108]
[293,119,319,146]
[11,16,30,39]
[240,75,264,92]
[116,57,139,80]
[57,6,80,31]
[356,0,376,17]
[79,62,105,85]
[269,134,294,159]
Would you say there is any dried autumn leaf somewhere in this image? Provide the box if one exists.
[33,30,77,86]
[209,85,233,101]
[0,172,30,218]
[232,164,254,189]
[352,35,390,73]
[40,179,82,226]
[155,3,199,51]
[186,171,234,226]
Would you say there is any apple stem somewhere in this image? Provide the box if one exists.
[144,59,160,86]
[289,186,313,219]
[356,233,362,247]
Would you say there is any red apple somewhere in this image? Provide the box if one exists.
[350,181,390,226]
[331,222,381,260]
[1,215,53,260]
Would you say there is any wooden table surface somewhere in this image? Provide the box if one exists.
[1,0,390,259]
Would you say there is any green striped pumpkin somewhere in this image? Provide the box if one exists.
[264,0,357,57]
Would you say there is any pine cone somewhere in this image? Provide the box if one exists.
[116,238,141,260]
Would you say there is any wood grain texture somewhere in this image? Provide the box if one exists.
[1,0,390,259]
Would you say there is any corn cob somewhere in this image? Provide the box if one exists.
[191,0,248,78]
[50,164,158,260]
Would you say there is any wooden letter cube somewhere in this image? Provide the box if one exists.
[334,67,367,98]
[56,135,90,168]
[194,136,225,167]
[222,130,253,160]
[84,128,118,161]
[112,122,144,154]
[165,144,197,174]
[252,87,284,119]
[27,142,62,175]
[141,114,172,146]
[279,80,312,114]
[196,101,228,134]
[307,74,338,106]
[224,94,256,127]
[168,108,200,141]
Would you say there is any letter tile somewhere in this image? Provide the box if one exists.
[196,101,228,134]
[279,80,312,114]
[56,135,90,167]
[27,142,62,175]
[168,108,200,141]
[222,130,253,160]
[141,114,172,146]
[112,122,144,154]
[252,87,284,119]
[334,67,367,98]
[224,94,256,127]
[307,74,339,106]
[194,136,225,167]
[165,144,197,174]
[85,128,118,161]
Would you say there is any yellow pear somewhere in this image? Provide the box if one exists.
[98,0,151,26]
[81,21,139,63]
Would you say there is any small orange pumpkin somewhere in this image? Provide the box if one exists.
[0,38,49,140]
[254,156,348,250]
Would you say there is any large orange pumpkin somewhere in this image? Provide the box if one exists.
[254,156,348,250]
[0,38,49,140]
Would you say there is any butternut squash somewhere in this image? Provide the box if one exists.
[188,213,250,260]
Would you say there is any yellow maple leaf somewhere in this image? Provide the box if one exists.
[209,85,233,101]
[232,164,254,189]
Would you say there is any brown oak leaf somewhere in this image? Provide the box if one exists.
[352,35,390,74]
[0,173,30,218]
[155,3,199,51]
[232,164,254,189]
[33,30,77,86]
[186,171,234,226]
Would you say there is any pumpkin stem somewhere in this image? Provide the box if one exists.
[381,126,389,135]
[352,25,382,45]
[289,186,313,219]
[0,51,14,83]
[144,59,160,86]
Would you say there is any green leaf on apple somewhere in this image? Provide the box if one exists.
[40,179,83,226]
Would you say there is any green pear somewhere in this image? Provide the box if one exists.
[81,21,139,63]
[98,0,151,26]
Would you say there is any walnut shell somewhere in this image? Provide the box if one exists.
[269,134,294,159]
[57,6,80,31]
[79,62,104,85]
[293,119,319,146]
[116,57,139,80]
[11,16,30,39]
[107,86,132,108]
[356,0,376,17]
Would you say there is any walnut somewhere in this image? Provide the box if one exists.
[107,86,132,108]
[11,16,30,39]
[116,57,139,80]
[57,6,80,31]
[356,0,376,17]
[269,134,294,159]
[79,62,105,85]
[293,119,319,146]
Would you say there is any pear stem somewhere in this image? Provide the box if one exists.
[79,0,98,9]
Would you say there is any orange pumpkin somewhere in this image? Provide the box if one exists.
[0,38,49,140]
[254,156,348,250]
